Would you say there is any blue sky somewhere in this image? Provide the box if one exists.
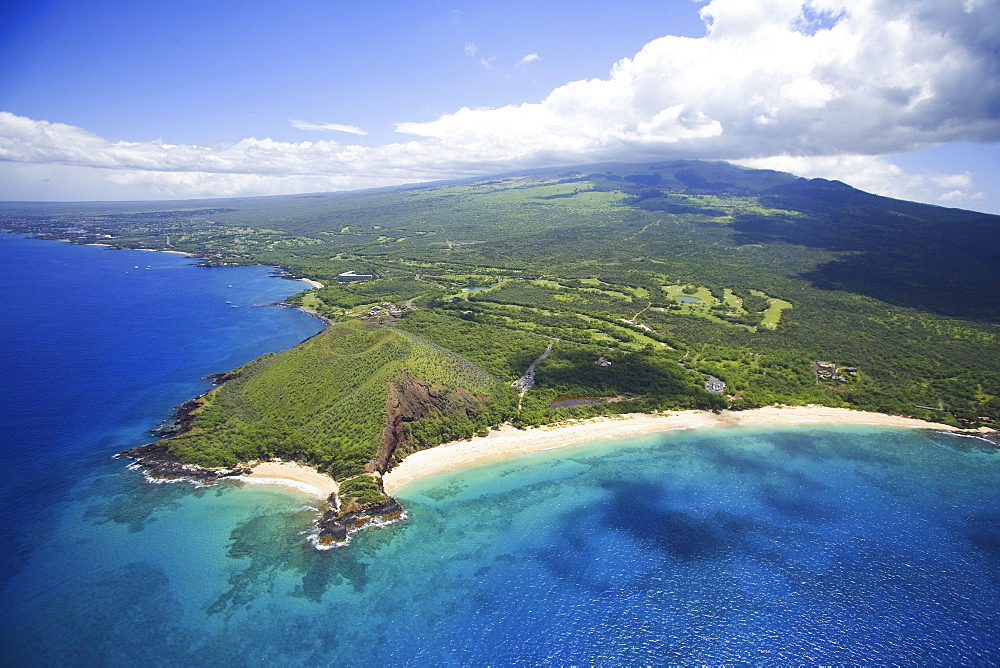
[1,0,998,212]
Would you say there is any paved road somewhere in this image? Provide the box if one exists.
[512,340,556,393]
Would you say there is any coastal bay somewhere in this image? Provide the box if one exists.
[382,405,972,493]
[240,405,976,500]
[2,233,1000,664]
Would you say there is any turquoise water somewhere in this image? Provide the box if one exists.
[2,233,999,665]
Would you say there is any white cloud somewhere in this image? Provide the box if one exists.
[517,53,540,67]
[931,172,972,189]
[290,120,367,135]
[938,189,970,202]
[2,0,998,203]
[732,153,989,210]
[400,0,1000,161]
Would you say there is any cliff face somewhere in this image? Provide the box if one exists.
[372,373,480,474]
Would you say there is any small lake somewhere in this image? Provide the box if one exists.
[549,397,602,408]
[461,287,489,293]
[675,295,701,303]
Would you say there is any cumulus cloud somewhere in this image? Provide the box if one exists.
[1,0,998,203]
[290,120,367,135]
[931,172,973,190]
[0,111,507,196]
[734,153,987,209]
[402,0,1000,161]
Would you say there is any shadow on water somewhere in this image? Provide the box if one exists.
[758,481,842,523]
[695,434,834,496]
[962,511,1000,561]
[766,429,905,468]
[588,478,776,563]
[697,439,781,478]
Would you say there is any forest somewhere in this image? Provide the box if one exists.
[3,159,998,487]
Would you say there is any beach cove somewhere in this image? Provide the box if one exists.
[381,406,978,493]
[238,405,978,499]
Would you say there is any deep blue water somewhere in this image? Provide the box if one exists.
[2,232,999,665]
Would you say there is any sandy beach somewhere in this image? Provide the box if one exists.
[222,406,989,500]
[299,278,324,289]
[382,406,973,493]
[134,248,194,255]
[84,243,193,256]
[233,461,339,499]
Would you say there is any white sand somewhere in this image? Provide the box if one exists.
[236,461,339,499]
[299,278,324,289]
[382,406,973,493]
[134,248,194,255]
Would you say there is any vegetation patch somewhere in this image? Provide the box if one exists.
[163,321,516,480]
[6,159,997,432]
[661,284,792,330]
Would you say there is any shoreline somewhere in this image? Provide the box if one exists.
[233,461,339,499]
[382,406,989,493]
[190,406,994,501]
[83,242,194,256]
[134,247,194,255]
[75,232,986,501]
[285,303,334,325]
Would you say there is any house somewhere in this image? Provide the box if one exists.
[337,271,373,282]
[706,376,726,394]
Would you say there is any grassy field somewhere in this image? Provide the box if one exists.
[660,284,791,330]
[4,158,998,431]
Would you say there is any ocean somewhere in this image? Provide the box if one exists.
[1,232,999,665]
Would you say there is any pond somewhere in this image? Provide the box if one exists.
[675,295,701,303]
[548,397,603,408]
[461,287,490,293]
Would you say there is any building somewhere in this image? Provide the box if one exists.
[337,271,373,282]
[706,376,727,394]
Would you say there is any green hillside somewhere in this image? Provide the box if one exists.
[4,160,999,431]
[164,320,517,479]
